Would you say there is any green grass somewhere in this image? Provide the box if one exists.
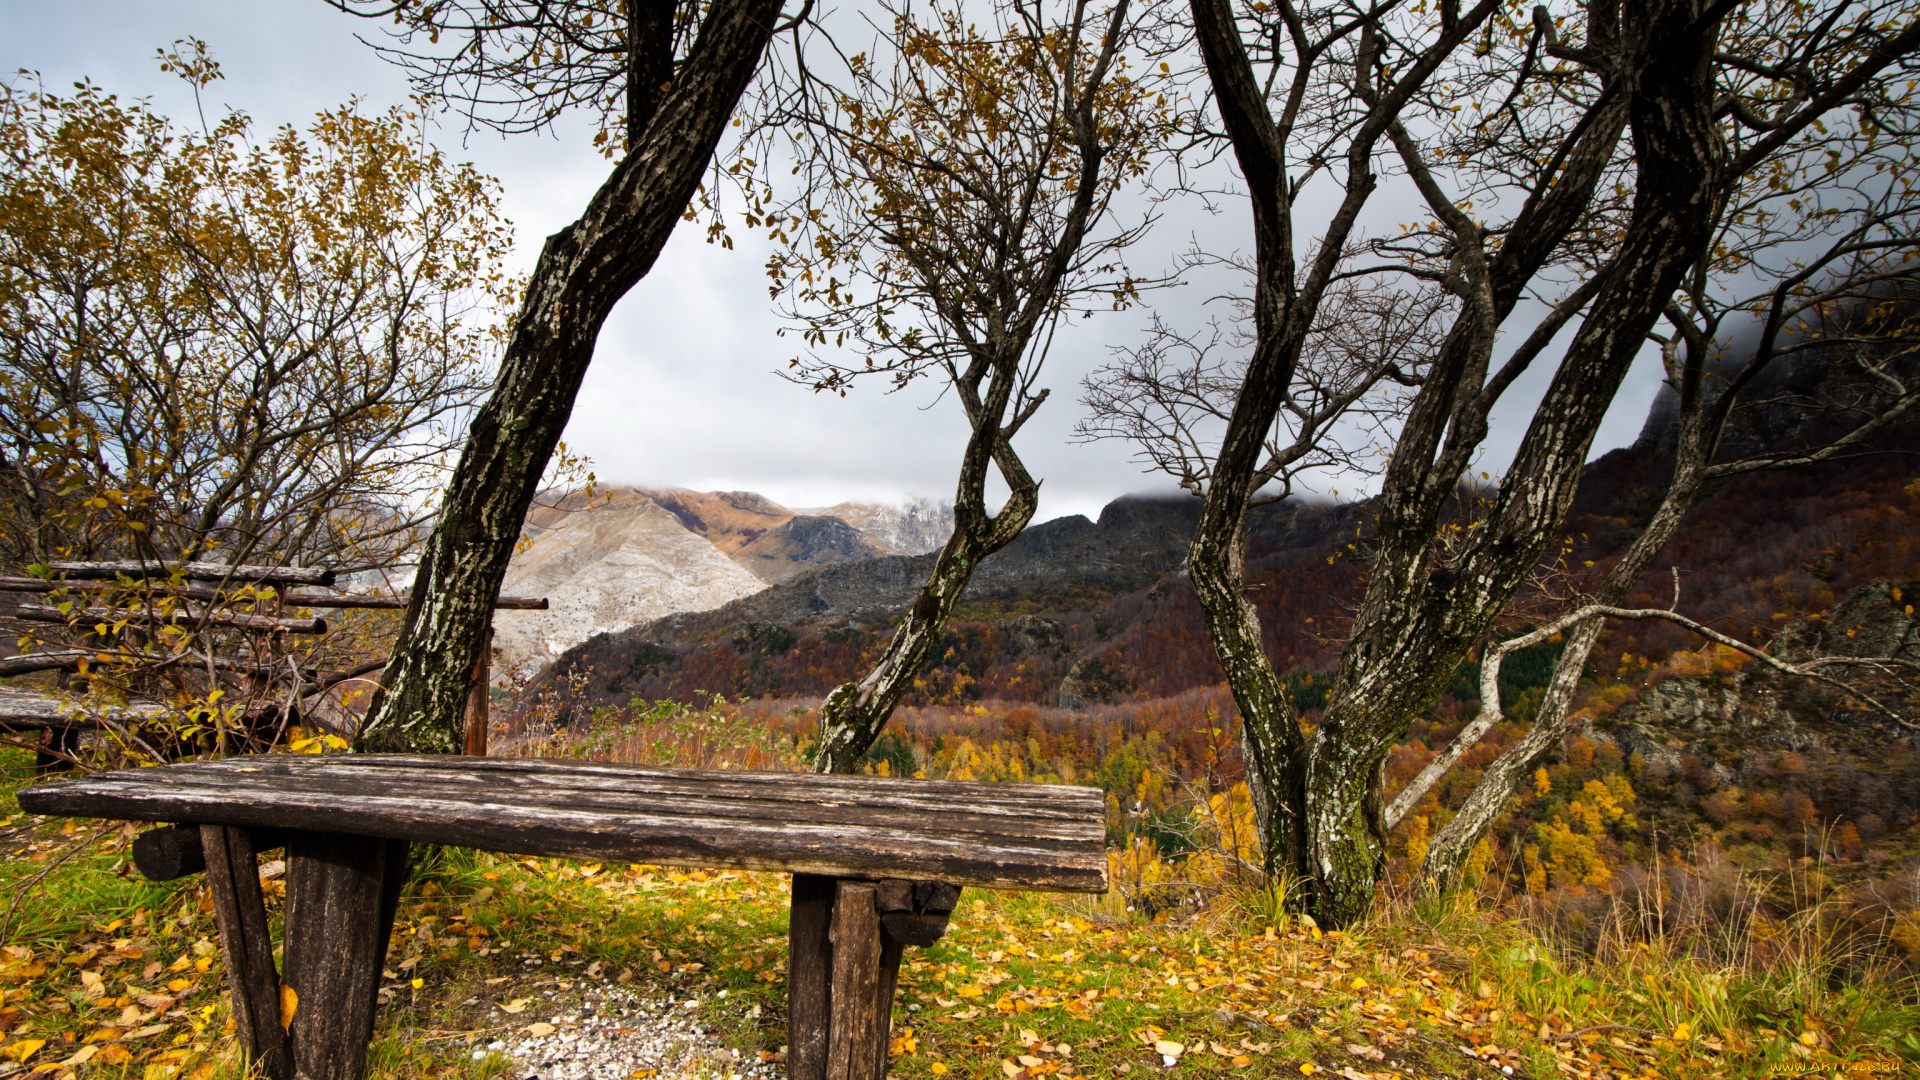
[1,742,1915,1080]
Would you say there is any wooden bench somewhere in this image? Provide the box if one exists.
[17,754,1107,1080]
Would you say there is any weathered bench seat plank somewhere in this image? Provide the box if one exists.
[17,754,1108,893]
[0,685,167,725]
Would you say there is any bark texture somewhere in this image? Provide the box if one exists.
[1304,0,1727,924]
[357,0,783,753]
[1180,0,1505,895]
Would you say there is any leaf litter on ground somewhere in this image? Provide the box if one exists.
[0,784,1905,1080]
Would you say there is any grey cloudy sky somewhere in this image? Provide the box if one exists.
[1,2,1668,524]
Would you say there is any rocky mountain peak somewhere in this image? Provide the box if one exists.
[495,485,955,671]
[797,496,955,556]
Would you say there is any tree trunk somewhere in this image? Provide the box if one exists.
[1418,391,1722,886]
[356,0,783,753]
[809,493,1036,773]
[812,366,1038,774]
[1416,616,1606,886]
[1303,0,1727,925]
[1186,458,1307,879]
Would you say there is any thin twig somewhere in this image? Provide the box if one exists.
[0,822,116,942]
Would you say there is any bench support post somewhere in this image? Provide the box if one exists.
[282,831,409,1080]
[33,724,77,775]
[787,877,960,1080]
[827,881,887,1080]
[201,825,291,1080]
[787,874,837,1080]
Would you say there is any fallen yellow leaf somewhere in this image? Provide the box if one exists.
[1671,1022,1691,1041]
[501,998,531,1013]
[1299,1065,1318,1076]
[166,978,192,992]
[2,1040,46,1064]
[58,1045,99,1068]
[929,1064,949,1076]
[1154,1040,1184,1058]
[528,1022,556,1037]
[279,984,299,1029]
[1232,1056,1252,1068]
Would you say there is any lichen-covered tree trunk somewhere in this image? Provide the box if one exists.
[811,367,1039,774]
[355,0,783,753]
[1301,0,1728,923]
[1187,470,1307,878]
[1418,394,1719,886]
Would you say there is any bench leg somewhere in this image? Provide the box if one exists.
[787,874,836,1080]
[201,826,291,1080]
[870,933,905,1080]
[827,881,888,1080]
[788,876,958,1080]
[282,831,407,1080]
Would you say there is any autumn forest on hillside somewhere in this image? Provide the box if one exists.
[514,418,1920,960]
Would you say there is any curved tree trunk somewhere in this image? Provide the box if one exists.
[809,480,1037,774]
[1302,0,1728,924]
[805,0,1135,774]
[811,364,1039,774]
[356,0,783,753]
[1417,359,1721,885]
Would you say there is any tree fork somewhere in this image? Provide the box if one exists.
[1301,0,1729,927]
[811,424,1039,774]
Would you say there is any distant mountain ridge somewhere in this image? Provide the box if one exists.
[493,485,953,672]
[798,497,956,557]
[630,494,1205,637]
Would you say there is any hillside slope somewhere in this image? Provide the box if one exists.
[496,494,766,673]
[497,486,955,670]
